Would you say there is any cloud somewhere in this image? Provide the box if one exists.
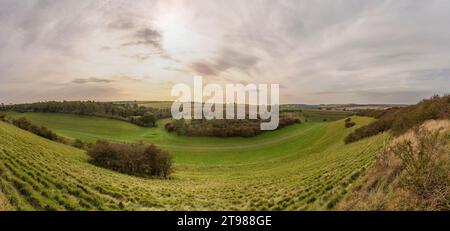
[108,18,135,30]
[191,62,219,76]
[122,28,163,49]
[127,52,167,61]
[216,49,260,72]
[72,77,114,84]
[99,46,112,51]
[191,48,260,76]
[119,26,177,62]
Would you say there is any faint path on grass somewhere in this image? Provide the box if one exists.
[154,123,325,151]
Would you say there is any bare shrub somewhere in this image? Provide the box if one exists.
[389,127,449,210]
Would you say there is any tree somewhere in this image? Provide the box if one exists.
[87,140,173,178]
[141,112,156,127]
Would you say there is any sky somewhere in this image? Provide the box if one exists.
[0,0,449,104]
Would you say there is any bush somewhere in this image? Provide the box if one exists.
[389,127,449,209]
[87,140,173,178]
[144,144,173,178]
[72,139,86,149]
[12,117,32,130]
[129,112,157,127]
[164,122,175,132]
[33,126,58,140]
[345,121,356,128]
[344,118,356,128]
[141,112,156,127]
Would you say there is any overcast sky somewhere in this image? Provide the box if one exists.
[0,0,449,104]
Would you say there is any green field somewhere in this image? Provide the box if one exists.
[0,112,388,210]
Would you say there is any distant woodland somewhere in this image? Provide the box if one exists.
[0,101,172,127]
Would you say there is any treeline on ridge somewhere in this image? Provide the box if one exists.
[165,116,301,137]
[345,95,450,144]
[0,101,172,127]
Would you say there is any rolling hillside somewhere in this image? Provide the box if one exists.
[0,115,388,210]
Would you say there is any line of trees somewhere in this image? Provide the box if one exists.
[345,95,450,144]
[0,101,171,127]
[165,117,301,137]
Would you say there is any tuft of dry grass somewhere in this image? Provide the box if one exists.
[0,191,13,211]
[337,120,450,211]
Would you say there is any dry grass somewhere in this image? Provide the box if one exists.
[0,191,12,211]
[337,120,450,211]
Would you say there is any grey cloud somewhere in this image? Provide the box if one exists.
[191,48,260,76]
[191,62,219,76]
[72,77,113,84]
[127,52,168,61]
[120,27,173,61]
[108,18,135,30]
[71,75,147,85]
[216,49,259,72]
[122,28,162,48]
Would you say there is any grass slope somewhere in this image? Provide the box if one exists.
[0,113,388,210]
